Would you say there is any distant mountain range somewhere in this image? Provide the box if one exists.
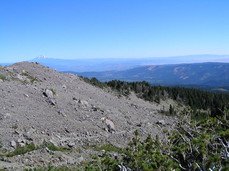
[75,62,229,92]
[1,55,228,92]
[26,54,229,72]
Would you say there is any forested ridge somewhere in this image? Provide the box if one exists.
[81,77,229,113]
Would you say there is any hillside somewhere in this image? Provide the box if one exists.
[0,62,228,170]
[77,62,229,90]
[0,62,177,170]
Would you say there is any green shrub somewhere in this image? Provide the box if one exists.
[80,76,106,89]
[40,142,70,152]
[7,143,36,157]
[3,142,70,158]
[25,165,73,171]
[92,143,123,153]
[21,72,37,83]
[12,124,18,129]
[81,114,229,170]
[0,74,6,81]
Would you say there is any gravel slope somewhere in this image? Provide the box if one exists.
[0,62,177,170]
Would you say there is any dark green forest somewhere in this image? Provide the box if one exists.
[81,77,229,115]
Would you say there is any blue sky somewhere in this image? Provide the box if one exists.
[1,0,229,62]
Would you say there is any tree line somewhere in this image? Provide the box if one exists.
[81,77,229,117]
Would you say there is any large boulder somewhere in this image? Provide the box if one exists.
[101,117,115,133]
[44,89,54,98]
[78,99,89,107]
[156,120,166,125]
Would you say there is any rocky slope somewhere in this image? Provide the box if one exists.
[0,62,176,170]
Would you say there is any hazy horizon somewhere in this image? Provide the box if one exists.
[1,54,229,64]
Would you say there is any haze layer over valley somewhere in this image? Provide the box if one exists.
[27,55,229,72]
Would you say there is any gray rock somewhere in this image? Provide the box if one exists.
[40,147,51,154]
[17,138,25,143]
[136,123,142,127]
[58,110,66,117]
[24,94,29,97]
[78,99,89,106]
[77,156,84,162]
[48,98,56,105]
[10,140,17,148]
[19,143,26,147]
[67,158,75,164]
[91,106,98,111]
[44,89,54,98]
[23,134,33,141]
[101,117,115,133]
[4,113,11,119]
[156,120,165,125]
[15,74,23,80]
[67,142,75,148]
[65,127,70,133]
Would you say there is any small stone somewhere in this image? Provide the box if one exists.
[136,123,142,127]
[41,147,50,153]
[78,99,89,106]
[44,89,54,98]
[48,98,56,105]
[67,142,75,148]
[156,120,165,125]
[59,110,66,117]
[16,74,23,80]
[101,117,115,133]
[17,138,25,143]
[91,106,97,111]
[65,127,70,133]
[77,156,84,162]
[10,140,17,148]
[14,130,20,135]
[4,113,11,119]
[24,94,29,97]
[19,143,26,147]
[67,160,74,164]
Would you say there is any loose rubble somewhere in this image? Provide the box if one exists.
[0,62,177,170]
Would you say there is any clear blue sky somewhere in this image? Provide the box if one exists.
[1,0,229,62]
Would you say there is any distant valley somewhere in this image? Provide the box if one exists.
[26,54,229,72]
[1,55,229,92]
[75,62,229,92]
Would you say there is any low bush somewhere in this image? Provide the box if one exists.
[6,143,36,157]
[81,114,229,170]
[0,74,6,81]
